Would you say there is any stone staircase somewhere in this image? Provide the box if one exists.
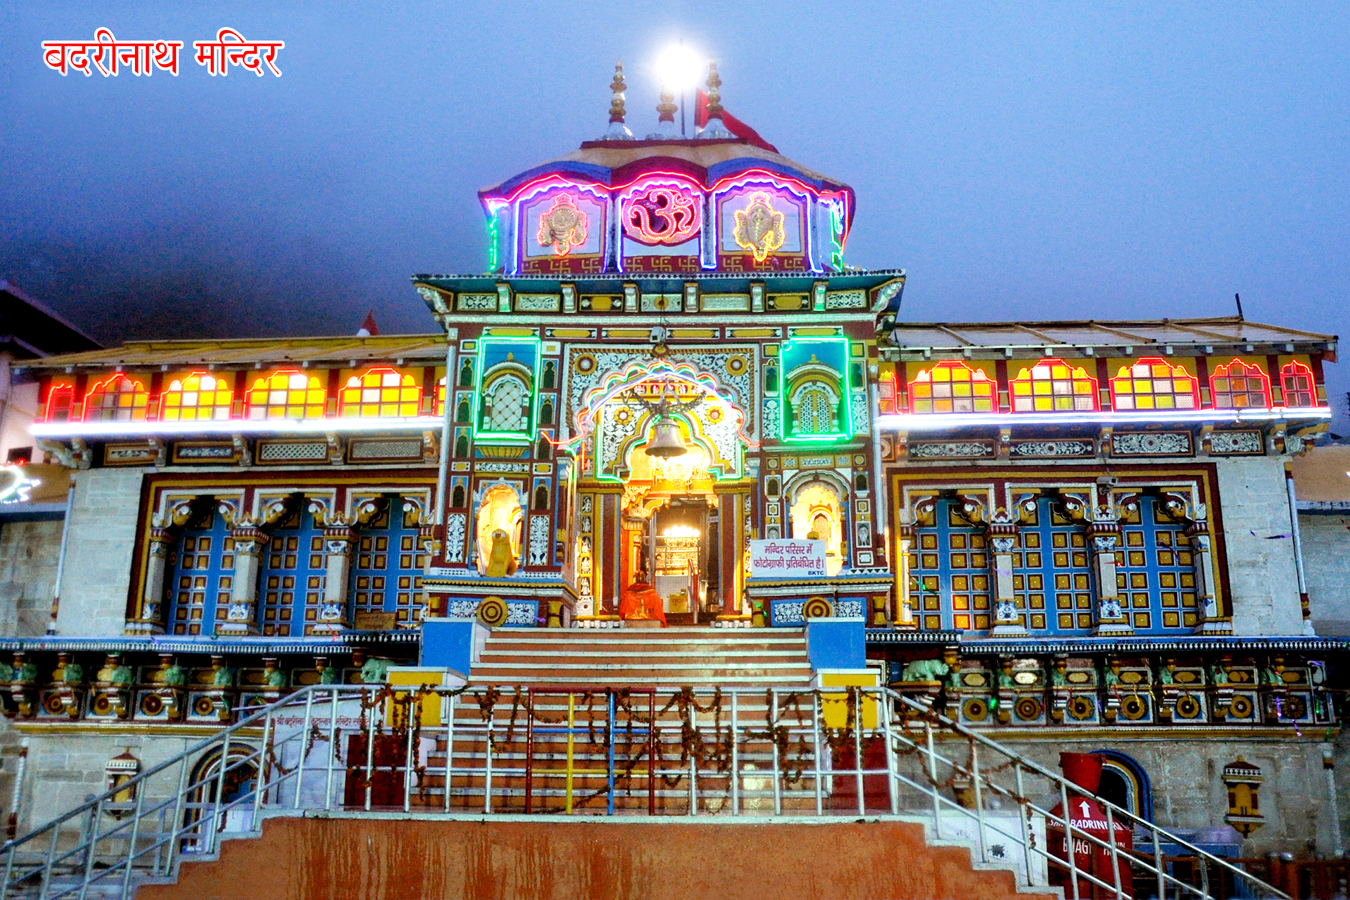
[468,626,814,687]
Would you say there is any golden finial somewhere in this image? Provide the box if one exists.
[657,86,677,124]
[706,61,724,119]
[609,60,626,125]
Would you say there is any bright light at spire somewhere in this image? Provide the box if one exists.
[656,43,704,93]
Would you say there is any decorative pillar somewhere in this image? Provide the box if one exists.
[1088,516,1131,635]
[1187,522,1229,634]
[893,509,915,629]
[136,529,174,632]
[987,508,1025,635]
[219,527,267,635]
[315,526,355,633]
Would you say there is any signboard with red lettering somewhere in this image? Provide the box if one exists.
[748,539,826,579]
[1048,796,1135,899]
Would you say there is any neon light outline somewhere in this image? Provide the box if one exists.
[1209,358,1272,410]
[473,336,541,442]
[778,337,853,443]
[622,184,701,246]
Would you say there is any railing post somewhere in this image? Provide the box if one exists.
[688,702,698,817]
[166,753,190,877]
[1153,822,1166,900]
[1014,763,1035,888]
[484,695,494,814]
[119,784,147,898]
[444,691,456,814]
[812,689,824,816]
[252,703,275,830]
[523,691,535,814]
[970,740,986,864]
[293,688,316,810]
[730,691,740,817]
[770,688,782,816]
[925,719,941,839]
[565,692,576,815]
[77,797,104,900]
[403,688,417,814]
[1060,781,1081,900]
[363,692,378,812]
[880,691,898,816]
[854,687,865,817]
[324,686,340,812]
[214,730,232,850]
[39,816,59,900]
[2,838,15,900]
[1104,802,1124,899]
[646,692,656,817]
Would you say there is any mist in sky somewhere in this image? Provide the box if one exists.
[2,3,1348,417]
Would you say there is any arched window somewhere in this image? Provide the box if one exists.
[454,433,470,457]
[83,374,150,422]
[540,398,555,425]
[338,368,421,418]
[458,359,474,388]
[160,373,234,421]
[542,360,557,390]
[1280,361,1318,408]
[450,485,466,508]
[245,371,326,420]
[908,361,996,414]
[533,485,551,511]
[790,481,844,576]
[476,485,523,575]
[877,371,899,414]
[1209,359,1271,409]
[480,371,531,435]
[790,381,840,435]
[168,505,236,636]
[1010,359,1099,412]
[1109,358,1199,411]
[44,383,75,422]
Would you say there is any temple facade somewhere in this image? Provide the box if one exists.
[0,66,1345,856]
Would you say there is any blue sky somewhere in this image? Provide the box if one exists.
[3,2,1348,417]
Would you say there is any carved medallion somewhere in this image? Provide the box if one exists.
[732,191,786,261]
[536,194,589,256]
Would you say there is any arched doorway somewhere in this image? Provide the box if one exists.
[181,745,259,852]
[1093,749,1152,821]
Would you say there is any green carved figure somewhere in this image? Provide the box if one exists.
[0,662,12,684]
[1208,664,1229,686]
[1159,666,1175,685]
[13,662,37,685]
[1261,665,1283,686]
[318,666,339,685]
[161,664,186,688]
[1051,667,1068,687]
[59,663,83,686]
[212,666,236,688]
[1102,667,1120,688]
[108,665,134,687]
[997,669,1015,690]
[264,668,287,689]
[901,658,950,682]
[360,658,392,684]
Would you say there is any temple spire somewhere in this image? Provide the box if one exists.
[601,60,633,141]
[647,85,678,139]
[698,61,733,140]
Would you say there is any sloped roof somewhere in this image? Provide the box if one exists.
[0,279,102,357]
[887,317,1336,357]
[16,333,447,372]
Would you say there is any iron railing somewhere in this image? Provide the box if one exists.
[0,682,1288,900]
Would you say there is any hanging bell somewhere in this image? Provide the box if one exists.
[645,415,688,458]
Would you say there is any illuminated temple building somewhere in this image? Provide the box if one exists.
[0,64,1346,873]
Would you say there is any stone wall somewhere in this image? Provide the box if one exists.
[55,467,145,636]
[991,733,1341,857]
[1298,511,1350,636]
[1215,457,1306,635]
[0,518,62,637]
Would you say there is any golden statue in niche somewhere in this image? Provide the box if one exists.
[536,193,590,256]
[484,529,518,577]
[732,191,786,262]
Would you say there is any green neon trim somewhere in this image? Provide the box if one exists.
[829,204,844,270]
[473,336,542,443]
[593,408,741,481]
[486,216,500,273]
[778,337,852,443]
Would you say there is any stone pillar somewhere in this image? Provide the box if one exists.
[893,516,915,629]
[1088,520,1131,635]
[135,529,174,633]
[314,527,355,633]
[987,511,1025,635]
[219,528,267,635]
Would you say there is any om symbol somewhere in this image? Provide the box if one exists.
[623,186,701,246]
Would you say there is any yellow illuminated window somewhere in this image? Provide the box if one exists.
[1280,361,1318,408]
[44,383,76,422]
[83,374,149,422]
[160,372,234,421]
[1010,358,1099,412]
[1209,359,1271,409]
[338,367,421,418]
[1109,358,1199,411]
[245,370,327,420]
[908,361,996,414]
[434,376,447,417]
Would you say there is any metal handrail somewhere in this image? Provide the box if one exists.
[0,681,1288,900]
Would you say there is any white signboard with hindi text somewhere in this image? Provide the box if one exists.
[749,539,827,579]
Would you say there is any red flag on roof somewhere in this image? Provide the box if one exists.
[694,90,779,154]
[357,311,379,337]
